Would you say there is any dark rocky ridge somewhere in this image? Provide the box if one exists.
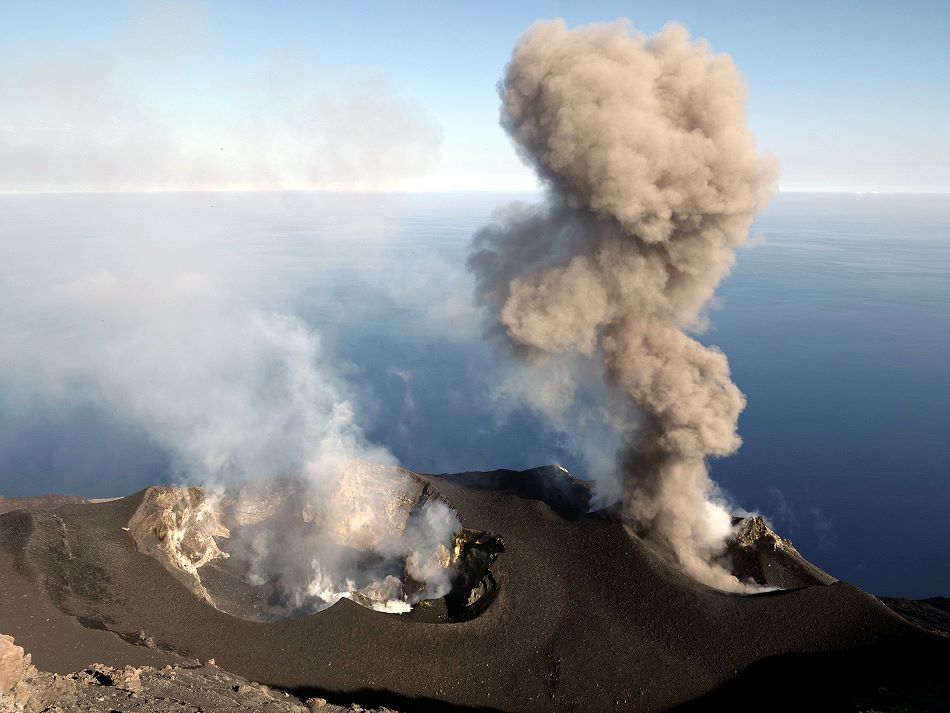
[725,515,836,589]
[879,597,950,638]
[1,465,948,712]
[0,494,89,515]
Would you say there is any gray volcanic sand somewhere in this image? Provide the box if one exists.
[1,467,949,712]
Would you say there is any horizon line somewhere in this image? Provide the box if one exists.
[1,188,948,197]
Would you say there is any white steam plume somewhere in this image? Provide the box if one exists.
[468,20,776,590]
[0,202,458,614]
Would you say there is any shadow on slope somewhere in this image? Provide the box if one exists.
[671,637,950,712]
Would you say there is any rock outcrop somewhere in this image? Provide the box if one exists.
[0,634,399,713]
[0,634,36,708]
[727,515,836,589]
[126,486,231,604]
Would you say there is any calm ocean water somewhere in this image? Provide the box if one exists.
[1,191,947,597]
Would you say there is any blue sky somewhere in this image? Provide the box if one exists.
[1,0,948,192]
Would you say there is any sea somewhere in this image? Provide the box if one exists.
[1,190,947,598]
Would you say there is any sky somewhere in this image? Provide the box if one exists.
[1,0,948,193]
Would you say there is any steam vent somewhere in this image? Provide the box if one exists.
[123,464,503,621]
[1,465,949,712]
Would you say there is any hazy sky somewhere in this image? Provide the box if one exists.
[2,0,948,193]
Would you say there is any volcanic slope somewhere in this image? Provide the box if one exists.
[1,466,948,712]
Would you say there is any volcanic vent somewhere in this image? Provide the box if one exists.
[127,462,502,621]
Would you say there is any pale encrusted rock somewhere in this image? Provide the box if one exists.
[0,634,34,696]
[126,486,231,604]
[734,515,799,554]
[112,665,144,693]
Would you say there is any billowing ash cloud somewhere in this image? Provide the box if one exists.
[469,20,777,590]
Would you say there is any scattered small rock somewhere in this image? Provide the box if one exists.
[0,631,402,712]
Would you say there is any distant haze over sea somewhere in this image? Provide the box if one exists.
[0,191,947,598]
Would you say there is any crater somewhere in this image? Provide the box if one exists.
[126,463,503,622]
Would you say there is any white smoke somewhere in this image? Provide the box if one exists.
[0,200,459,615]
[469,19,777,591]
[8,269,388,484]
[221,464,461,617]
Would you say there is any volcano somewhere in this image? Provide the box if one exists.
[1,465,948,712]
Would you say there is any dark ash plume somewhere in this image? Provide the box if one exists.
[469,19,776,590]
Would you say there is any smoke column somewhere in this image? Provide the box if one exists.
[469,20,776,590]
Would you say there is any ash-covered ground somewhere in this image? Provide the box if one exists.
[2,465,949,713]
